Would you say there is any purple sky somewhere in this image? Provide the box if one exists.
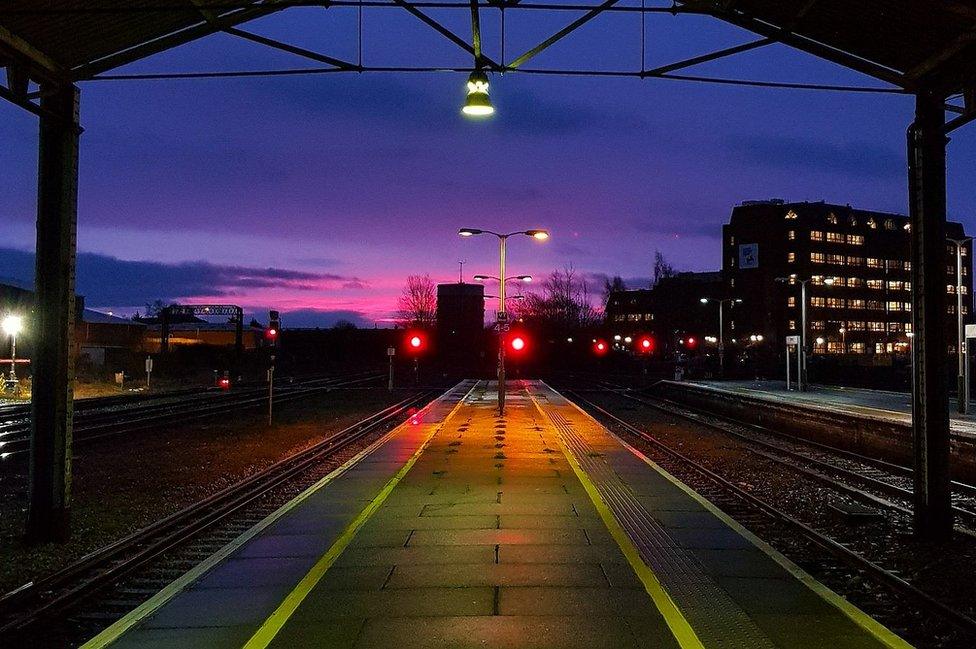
[1,6,974,326]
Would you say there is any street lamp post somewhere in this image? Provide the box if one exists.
[2,315,23,392]
[949,237,972,414]
[776,275,834,391]
[460,228,549,416]
[699,297,742,376]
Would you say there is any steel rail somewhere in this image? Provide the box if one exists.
[0,389,439,634]
[0,373,383,456]
[562,388,976,637]
[598,384,976,532]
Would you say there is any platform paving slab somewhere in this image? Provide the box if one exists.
[87,379,908,649]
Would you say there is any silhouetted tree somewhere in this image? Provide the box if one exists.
[650,251,676,288]
[602,275,626,299]
[396,274,437,328]
[333,319,358,330]
[515,266,600,333]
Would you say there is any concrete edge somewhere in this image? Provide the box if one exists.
[541,380,914,649]
[80,380,475,649]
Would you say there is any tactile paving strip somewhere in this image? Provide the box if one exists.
[538,403,776,649]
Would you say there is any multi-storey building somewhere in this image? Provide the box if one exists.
[604,272,726,351]
[723,200,971,360]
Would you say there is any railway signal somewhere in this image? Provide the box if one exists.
[637,336,654,354]
[593,340,608,355]
[267,309,280,346]
[509,334,527,353]
[404,331,428,384]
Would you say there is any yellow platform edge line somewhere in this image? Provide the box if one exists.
[80,380,475,649]
[526,388,706,649]
[241,380,477,649]
[544,381,913,649]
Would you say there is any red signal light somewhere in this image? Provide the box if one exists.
[510,336,526,351]
[593,340,608,355]
[638,337,653,353]
[266,327,278,339]
[405,332,427,353]
[218,378,231,389]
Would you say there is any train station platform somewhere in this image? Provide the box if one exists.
[82,379,907,649]
[691,379,976,437]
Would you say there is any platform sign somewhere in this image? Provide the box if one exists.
[387,346,396,356]
[738,243,759,269]
[786,335,800,345]
[966,324,976,339]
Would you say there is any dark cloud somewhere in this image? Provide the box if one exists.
[723,134,903,179]
[0,248,364,307]
[278,309,372,328]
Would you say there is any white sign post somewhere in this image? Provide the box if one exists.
[387,346,396,391]
[145,356,153,390]
[786,336,800,391]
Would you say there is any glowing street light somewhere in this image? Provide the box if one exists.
[459,227,549,415]
[776,275,832,391]
[2,314,23,389]
[699,297,742,376]
[462,71,494,117]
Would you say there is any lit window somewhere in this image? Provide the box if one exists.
[788,230,796,241]
[810,297,826,307]
[787,296,796,307]
[948,284,956,294]
[867,279,883,290]
[811,320,826,330]
[785,210,798,220]
[906,323,913,333]
[875,342,886,354]
[788,319,797,330]
[811,275,825,285]
[905,282,912,291]
[887,301,903,311]
[949,304,957,314]
[828,342,845,354]
[810,231,824,241]
[884,219,895,230]
[847,321,865,331]
[887,280,904,291]
[847,256,864,266]
[948,264,956,274]
[826,232,844,243]
[868,322,885,332]
[851,342,866,354]
[867,300,883,310]
[813,340,826,353]
[867,258,883,268]
[888,322,904,332]
[787,252,796,263]
[826,297,845,308]
[849,299,865,310]
[811,252,825,264]
[826,253,846,265]
[847,234,864,245]
[963,286,969,295]
[867,218,877,229]
[848,216,857,227]
[827,213,838,224]
[848,277,864,288]
[905,261,912,271]
[729,236,735,246]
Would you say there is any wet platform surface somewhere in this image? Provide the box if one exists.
[84,380,907,649]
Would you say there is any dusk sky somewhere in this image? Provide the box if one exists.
[2,5,975,327]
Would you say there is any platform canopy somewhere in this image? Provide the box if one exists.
[1,1,974,103]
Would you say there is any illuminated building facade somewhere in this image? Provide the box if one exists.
[724,200,972,359]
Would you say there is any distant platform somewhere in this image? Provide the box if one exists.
[82,380,906,649]
[691,379,976,437]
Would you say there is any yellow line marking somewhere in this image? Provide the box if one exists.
[546,381,913,649]
[526,388,705,649]
[81,381,475,649]
[242,381,477,649]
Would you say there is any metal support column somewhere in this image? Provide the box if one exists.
[907,90,952,541]
[27,83,80,544]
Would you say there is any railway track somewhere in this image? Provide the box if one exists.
[0,371,383,458]
[0,388,440,642]
[598,381,976,533]
[560,385,976,646]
